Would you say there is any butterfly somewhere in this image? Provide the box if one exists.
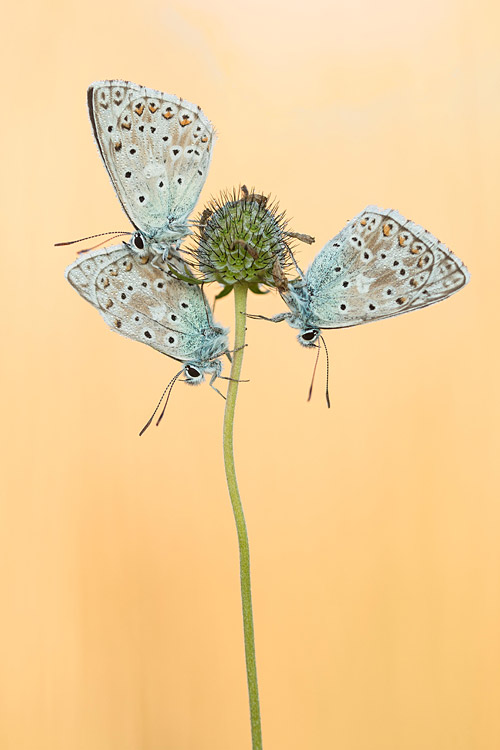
[87,80,216,257]
[270,205,470,346]
[65,245,230,414]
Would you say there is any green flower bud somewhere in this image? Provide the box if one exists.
[192,186,292,288]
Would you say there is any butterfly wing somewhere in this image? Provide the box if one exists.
[88,80,215,240]
[303,206,470,328]
[65,246,228,363]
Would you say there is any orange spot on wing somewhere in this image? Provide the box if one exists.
[200,135,208,143]
[180,116,192,127]
[121,121,131,131]
[399,234,408,246]
[149,103,158,113]
[383,223,392,236]
[134,103,144,116]
[360,218,367,226]
[163,109,174,119]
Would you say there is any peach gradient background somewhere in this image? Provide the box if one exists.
[2,1,499,748]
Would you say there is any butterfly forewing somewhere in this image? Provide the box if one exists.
[65,246,228,363]
[305,206,470,328]
[88,80,215,240]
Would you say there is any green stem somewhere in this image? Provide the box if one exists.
[223,283,263,749]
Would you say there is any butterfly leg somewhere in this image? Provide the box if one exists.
[209,371,226,400]
[161,237,191,264]
[287,248,307,281]
[161,240,177,262]
[246,312,289,323]
[226,344,248,355]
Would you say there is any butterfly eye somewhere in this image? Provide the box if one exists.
[133,233,145,250]
[186,365,201,379]
[300,329,319,346]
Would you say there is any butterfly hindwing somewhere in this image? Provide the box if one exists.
[88,80,215,241]
[65,246,228,364]
[303,206,470,329]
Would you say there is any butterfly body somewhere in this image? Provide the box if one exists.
[65,245,229,386]
[88,80,216,255]
[273,206,470,346]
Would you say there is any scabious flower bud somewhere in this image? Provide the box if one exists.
[192,186,292,288]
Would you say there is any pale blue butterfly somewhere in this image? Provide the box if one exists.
[65,245,229,429]
[271,205,470,344]
[267,206,470,402]
[88,80,215,257]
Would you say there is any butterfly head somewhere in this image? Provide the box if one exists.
[298,328,321,347]
[128,228,189,263]
[183,359,223,385]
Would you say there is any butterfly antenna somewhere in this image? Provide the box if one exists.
[320,335,331,408]
[155,371,184,428]
[307,342,321,403]
[139,371,182,437]
[55,230,131,247]
[76,233,135,255]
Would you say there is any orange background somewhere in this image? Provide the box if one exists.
[2,1,499,748]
